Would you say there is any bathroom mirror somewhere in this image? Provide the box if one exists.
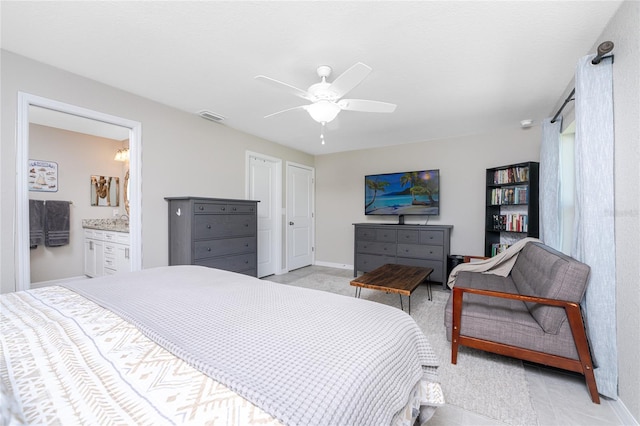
[123,169,130,215]
[91,175,119,206]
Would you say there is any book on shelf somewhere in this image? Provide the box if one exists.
[491,243,510,257]
[492,166,530,185]
[490,186,528,205]
[491,213,528,232]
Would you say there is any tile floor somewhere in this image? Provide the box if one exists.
[265,265,627,426]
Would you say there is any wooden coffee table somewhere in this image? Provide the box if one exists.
[350,264,433,314]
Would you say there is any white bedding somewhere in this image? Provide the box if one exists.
[1,266,444,424]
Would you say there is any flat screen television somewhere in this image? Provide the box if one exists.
[365,169,440,217]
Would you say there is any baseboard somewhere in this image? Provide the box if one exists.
[314,261,353,271]
[30,275,87,289]
[609,397,639,425]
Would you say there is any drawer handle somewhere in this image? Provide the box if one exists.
[221,207,226,211]
[207,247,211,252]
[245,224,249,227]
[233,207,237,211]
[245,243,249,247]
[199,206,204,210]
[207,225,212,229]
[125,248,130,259]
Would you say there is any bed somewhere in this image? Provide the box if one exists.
[1,265,444,425]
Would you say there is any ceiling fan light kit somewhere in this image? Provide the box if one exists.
[305,100,341,123]
[256,62,397,140]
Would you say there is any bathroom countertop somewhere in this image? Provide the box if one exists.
[82,219,129,233]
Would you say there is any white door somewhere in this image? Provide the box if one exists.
[247,154,281,277]
[287,163,314,271]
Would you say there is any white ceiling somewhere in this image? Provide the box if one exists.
[1,1,622,155]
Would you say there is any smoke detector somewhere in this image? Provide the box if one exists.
[520,119,533,128]
[198,110,226,122]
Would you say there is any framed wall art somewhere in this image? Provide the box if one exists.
[29,159,58,192]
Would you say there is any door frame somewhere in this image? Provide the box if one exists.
[285,161,315,272]
[245,151,283,276]
[16,92,142,291]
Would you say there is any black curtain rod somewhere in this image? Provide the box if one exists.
[550,41,614,124]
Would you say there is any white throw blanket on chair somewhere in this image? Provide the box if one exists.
[447,238,541,289]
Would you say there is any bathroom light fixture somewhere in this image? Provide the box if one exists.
[114,148,130,162]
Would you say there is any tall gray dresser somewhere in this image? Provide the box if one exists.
[166,197,258,277]
[353,223,453,289]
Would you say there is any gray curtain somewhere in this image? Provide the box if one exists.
[573,54,617,399]
[539,117,563,250]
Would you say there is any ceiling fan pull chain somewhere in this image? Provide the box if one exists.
[320,122,326,145]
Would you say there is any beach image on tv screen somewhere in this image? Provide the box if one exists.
[365,170,439,215]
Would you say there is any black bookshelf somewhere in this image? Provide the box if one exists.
[485,162,539,257]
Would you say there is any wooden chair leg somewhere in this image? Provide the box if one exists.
[565,303,600,404]
[451,287,463,364]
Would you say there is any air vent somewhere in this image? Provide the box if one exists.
[198,110,226,122]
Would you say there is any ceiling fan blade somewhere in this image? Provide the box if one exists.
[255,75,313,101]
[263,105,307,119]
[328,62,372,98]
[338,99,397,113]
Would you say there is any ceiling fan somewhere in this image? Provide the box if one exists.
[255,62,397,125]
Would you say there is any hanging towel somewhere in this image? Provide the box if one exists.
[29,199,45,248]
[45,201,70,247]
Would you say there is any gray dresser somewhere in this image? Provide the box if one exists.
[353,223,453,289]
[166,197,258,277]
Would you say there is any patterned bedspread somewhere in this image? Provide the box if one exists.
[1,285,279,425]
[1,266,444,425]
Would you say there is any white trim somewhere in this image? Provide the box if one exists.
[245,150,284,276]
[16,92,142,291]
[314,260,353,271]
[609,398,639,426]
[29,275,87,289]
[285,161,315,272]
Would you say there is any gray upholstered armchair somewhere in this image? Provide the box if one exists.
[444,242,599,403]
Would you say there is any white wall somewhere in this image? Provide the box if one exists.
[314,126,541,267]
[28,124,127,283]
[1,50,314,293]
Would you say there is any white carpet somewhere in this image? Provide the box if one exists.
[277,272,538,426]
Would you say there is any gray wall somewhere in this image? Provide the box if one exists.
[314,126,541,266]
[1,50,314,294]
[594,0,639,419]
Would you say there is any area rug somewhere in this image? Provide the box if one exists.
[277,272,538,426]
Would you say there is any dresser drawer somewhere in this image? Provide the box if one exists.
[195,202,257,214]
[398,229,419,243]
[420,230,444,245]
[357,241,396,255]
[375,229,397,242]
[227,203,257,214]
[196,253,256,273]
[395,258,443,283]
[195,215,256,238]
[194,237,256,259]
[397,244,443,260]
[356,227,377,241]
[355,254,396,273]
[355,227,397,242]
